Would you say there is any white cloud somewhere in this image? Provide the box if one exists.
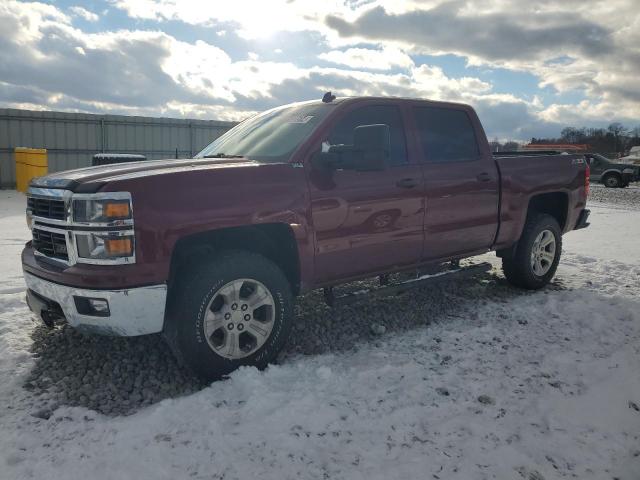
[162,39,233,101]
[111,0,360,39]
[110,0,640,127]
[70,6,99,22]
[1,0,639,140]
[324,0,640,129]
[319,47,414,70]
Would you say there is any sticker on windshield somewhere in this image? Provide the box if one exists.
[287,115,314,124]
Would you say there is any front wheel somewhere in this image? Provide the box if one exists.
[165,251,293,381]
[502,214,562,290]
[603,174,621,188]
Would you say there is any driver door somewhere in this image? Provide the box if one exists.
[306,104,425,284]
[586,155,604,182]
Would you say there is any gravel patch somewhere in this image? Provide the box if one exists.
[588,183,640,209]
[25,327,204,417]
[22,262,566,417]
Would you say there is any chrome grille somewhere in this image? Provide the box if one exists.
[27,196,66,220]
[32,228,69,261]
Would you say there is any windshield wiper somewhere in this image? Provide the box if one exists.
[202,153,245,158]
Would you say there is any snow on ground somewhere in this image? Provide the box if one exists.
[1,190,639,480]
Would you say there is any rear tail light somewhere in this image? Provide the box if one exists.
[584,164,590,198]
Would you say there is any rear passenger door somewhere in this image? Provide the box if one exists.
[412,105,499,260]
[308,104,425,283]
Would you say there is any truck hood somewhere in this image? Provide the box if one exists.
[612,162,640,170]
[29,157,259,193]
[620,156,640,164]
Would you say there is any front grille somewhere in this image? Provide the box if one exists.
[32,228,69,261]
[27,197,66,220]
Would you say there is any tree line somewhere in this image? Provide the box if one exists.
[490,123,640,156]
[533,123,640,156]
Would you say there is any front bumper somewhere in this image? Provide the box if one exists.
[574,209,590,230]
[622,172,636,184]
[24,272,166,336]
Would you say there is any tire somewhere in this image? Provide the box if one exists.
[502,213,562,290]
[164,250,293,381]
[603,173,621,188]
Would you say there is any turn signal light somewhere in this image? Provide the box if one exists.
[104,202,131,218]
[105,238,133,256]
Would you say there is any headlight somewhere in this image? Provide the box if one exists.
[75,232,135,262]
[72,194,132,224]
[72,192,135,264]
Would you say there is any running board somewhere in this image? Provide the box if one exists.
[323,262,492,307]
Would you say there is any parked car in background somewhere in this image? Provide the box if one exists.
[585,153,640,188]
[22,95,590,380]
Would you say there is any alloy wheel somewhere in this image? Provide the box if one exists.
[203,278,275,359]
[530,229,556,276]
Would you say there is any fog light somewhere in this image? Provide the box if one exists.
[74,296,110,317]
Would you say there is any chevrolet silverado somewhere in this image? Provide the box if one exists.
[22,96,590,380]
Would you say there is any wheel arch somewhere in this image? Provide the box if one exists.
[526,192,569,230]
[497,192,568,259]
[167,223,301,296]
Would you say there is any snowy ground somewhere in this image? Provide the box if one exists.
[1,189,639,480]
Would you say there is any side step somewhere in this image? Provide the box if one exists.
[323,261,492,307]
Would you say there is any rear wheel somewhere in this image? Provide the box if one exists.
[502,214,562,290]
[165,251,293,381]
[603,173,621,188]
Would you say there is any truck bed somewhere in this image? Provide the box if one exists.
[493,153,588,248]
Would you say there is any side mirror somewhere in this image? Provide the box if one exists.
[352,124,389,171]
[311,124,390,172]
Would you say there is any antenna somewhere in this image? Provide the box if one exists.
[322,91,336,103]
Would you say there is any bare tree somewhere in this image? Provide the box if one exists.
[489,137,501,152]
[608,123,628,153]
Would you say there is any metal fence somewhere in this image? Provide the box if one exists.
[0,108,236,189]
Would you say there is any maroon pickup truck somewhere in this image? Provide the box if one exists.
[23,96,590,379]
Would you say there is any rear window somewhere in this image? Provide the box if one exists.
[413,107,479,162]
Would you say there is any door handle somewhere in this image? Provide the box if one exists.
[396,178,420,188]
[476,172,492,182]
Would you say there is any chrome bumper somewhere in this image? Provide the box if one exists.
[23,272,166,336]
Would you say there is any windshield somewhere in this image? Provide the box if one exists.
[195,102,332,163]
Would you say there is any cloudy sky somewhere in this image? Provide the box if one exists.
[1,0,639,140]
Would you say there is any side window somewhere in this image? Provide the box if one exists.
[413,107,479,162]
[328,105,408,165]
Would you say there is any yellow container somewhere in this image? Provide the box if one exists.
[15,147,48,192]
